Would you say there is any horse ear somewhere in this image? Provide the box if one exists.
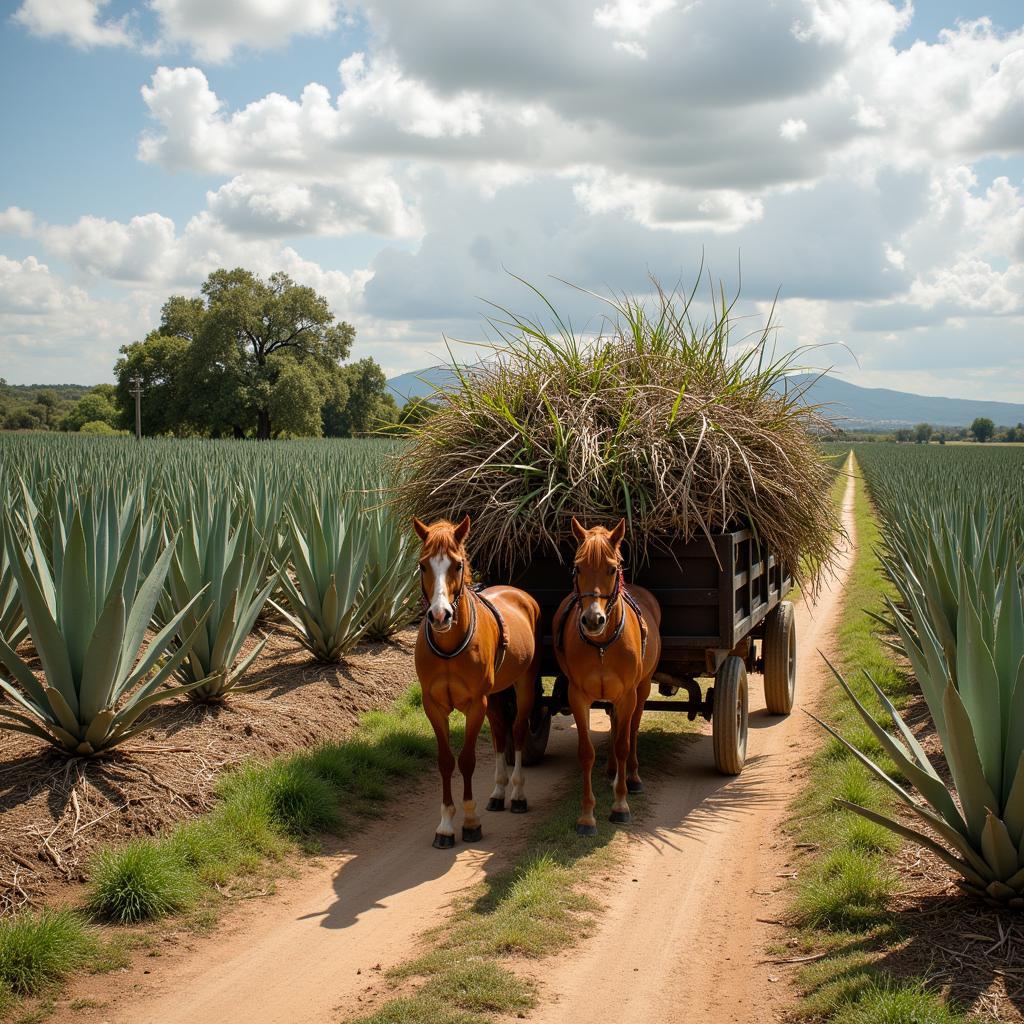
[571,516,587,543]
[412,517,429,541]
[609,518,626,547]
[454,515,471,543]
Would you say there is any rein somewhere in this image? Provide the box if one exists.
[421,564,508,672]
[557,561,648,661]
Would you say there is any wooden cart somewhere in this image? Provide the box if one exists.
[500,527,796,776]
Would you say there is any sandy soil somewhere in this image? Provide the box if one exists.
[61,475,856,1024]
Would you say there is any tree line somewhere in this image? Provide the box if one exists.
[1,269,402,439]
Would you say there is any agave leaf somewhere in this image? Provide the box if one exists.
[0,633,49,708]
[0,677,49,722]
[995,566,1023,720]
[0,706,60,742]
[208,587,240,673]
[942,681,999,845]
[825,660,967,833]
[119,531,176,682]
[956,578,1004,796]
[9,539,76,710]
[980,811,1020,882]
[59,509,94,680]
[43,686,80,739]
[78,590,126,723]
[1003,749,1024,848]
[1004,657,1024,805]
[835,800,989,890]
[808,709,994,880]
[120,586,210,693]
[83,709,117,749]
[110,677,214,739]
[119,609,212,714]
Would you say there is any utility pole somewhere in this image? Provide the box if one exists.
[129,375,143,440]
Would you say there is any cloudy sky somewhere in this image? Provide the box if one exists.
[1,0,1023,399]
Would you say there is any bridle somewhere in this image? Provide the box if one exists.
[558,557,648,661]
[420,554,507,670]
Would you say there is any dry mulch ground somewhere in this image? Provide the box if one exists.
[0,625,419,917]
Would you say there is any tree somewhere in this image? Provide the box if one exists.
[187,269,354,439]
[323,358,397,436]
[894,428,913,443]
[114,330,191,436]
[61,390,118,432]
[970,416,995,443]
[913,423,932,444]
[33,389,60,428]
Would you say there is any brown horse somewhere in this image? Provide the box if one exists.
[554,517,662,835]
[413,516,541,849]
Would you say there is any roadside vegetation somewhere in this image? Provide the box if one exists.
[781,456,977,1023]
[0,688,446,1021]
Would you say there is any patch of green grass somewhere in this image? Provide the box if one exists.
[87,840,199,924]
[792,850,894,931]
[218,758,341,836]
[420,961,535,1014]
[831,981,971,1024]
[0,909,96,996]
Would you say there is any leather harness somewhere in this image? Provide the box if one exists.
[421,565,508,673]
[555,562,648,662]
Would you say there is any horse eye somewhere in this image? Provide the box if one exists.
[419,564,426,573]
[455,561,463,571]
[608,566,616,575]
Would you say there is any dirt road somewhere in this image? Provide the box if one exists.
[529,470,856,1024]
[73,472,855,1024]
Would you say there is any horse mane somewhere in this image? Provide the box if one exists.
[574,528,617,566]
[422,521,474,582]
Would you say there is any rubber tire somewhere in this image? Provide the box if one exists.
[762,600,796,715]
[712,655,748,776]
[504,704,552,767]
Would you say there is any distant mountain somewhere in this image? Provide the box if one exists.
[386,366,462,404]
[386,365,1024,429]
[782,374,1024,429]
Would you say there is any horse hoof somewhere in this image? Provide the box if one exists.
[627,779,645,794]
[576,823,598,837]
[462,825,483,842]
[609,809,632,825]
[486,797,506,812]
[432,833,456,849]
[510,799,528,814]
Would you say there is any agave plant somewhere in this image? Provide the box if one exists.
[164,486,278,702]
[818,516,1024,908]
[359,500,420,642]
[0,500,209,756]
[0,515,28,656]
[272,487,400,661]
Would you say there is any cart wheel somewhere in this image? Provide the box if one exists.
[762,600,796,715]
[712,655,748,775]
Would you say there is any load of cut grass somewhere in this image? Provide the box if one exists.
[395,277,840,587]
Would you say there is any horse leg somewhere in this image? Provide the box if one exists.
[610,688,638,824]
[626,674,652,794]
[424,697,457,849]
[605,705,618,780]
[459,699,486,843]
[485,699,509,812]
[508,676,533,814]
[570,687,597,836]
